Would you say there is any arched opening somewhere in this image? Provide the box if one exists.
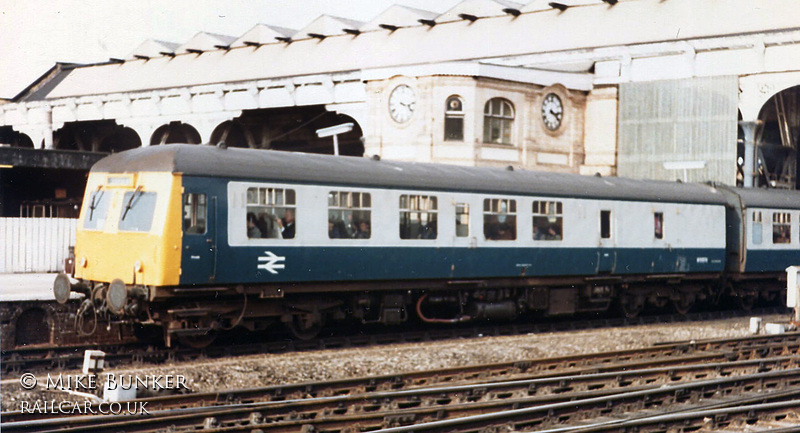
[755,86,800,189]
[211,107,365,156]
[98,126,141,153]
[0,127,34,148]
[210,120,249,148]
[54,120,124,152]
[150,122,202,145]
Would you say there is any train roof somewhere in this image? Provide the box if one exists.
[719,185,800,210]
[91,144,795,206]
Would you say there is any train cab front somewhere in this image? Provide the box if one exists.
[54,169,183,325]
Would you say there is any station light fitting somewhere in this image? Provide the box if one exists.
[549,2,569,11]
[275,36,292,43]
[186,49,204,55]
[343,28,361,35]
[379,24,399,31]
[133,55,150,61]
[418,19,436,27]
[214,44,231,50]
[458,13,479,22]
[108,58,125,64]
[602,0,618,4]
[160,51,176,57]
[243,41,261,47]
[502,8,521,16]
[308,33,326,40]
[0,164,13,169]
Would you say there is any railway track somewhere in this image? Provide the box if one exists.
[1,306,788,375]
[4,332,800,432]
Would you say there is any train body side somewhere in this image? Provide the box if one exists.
[176,175,727,288]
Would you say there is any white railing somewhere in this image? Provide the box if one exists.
[0,218,77,273]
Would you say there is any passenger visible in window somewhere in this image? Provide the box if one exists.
[329,219,344,239]
[355,221,371,239]
[420,220,437,239]
[344,214,357,238]
[281,209,296,239]
[247,213,262,238]
[544,223,561,240]
[260,213,281,238]
[774,225,790,244]
[495,223,515,240]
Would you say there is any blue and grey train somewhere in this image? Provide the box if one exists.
[54,144,800,346]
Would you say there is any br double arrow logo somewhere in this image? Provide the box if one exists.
[257,251,286,274]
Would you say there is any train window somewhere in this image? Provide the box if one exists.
[752,211,763,245]
[533,201,563,241]
[456,203,469,237]
[600,210,612,239]
[118,190,158,232]
[772,212,791,244]
[654,212,664,239]
[183,193,206,234]
[483,198,516,240]
[328,191,371,239]
[400,195,438,240]
[246,187,296,239]
[83,188,110,231]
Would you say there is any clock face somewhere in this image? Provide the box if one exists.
[389,84,416,123]
[541,93,563,131]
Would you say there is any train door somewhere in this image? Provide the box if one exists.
[597,209,616,273]
[182,192,217,283]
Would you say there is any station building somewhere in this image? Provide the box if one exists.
[2,0,800,220]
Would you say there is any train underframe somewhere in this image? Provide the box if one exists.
[59,271,788,348]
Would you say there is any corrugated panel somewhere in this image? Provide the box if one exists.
[0,218,76,273]
[617,76,738,184]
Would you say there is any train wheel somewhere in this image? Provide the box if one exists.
[619,295,644,319]
[287,312,324,340]
[737,292,757,311]
[671,293,695,315]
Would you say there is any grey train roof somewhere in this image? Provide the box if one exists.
[92,144,800,207]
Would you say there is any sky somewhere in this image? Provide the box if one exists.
[0,0,463,99]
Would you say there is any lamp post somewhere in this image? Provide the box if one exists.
[316,123,354,156]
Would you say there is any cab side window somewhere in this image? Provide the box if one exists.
[183,193,207,234]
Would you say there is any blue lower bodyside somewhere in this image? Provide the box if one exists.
[744,250,800,273]
[181,246,726,285]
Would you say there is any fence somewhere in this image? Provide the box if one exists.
[0,218,77,273]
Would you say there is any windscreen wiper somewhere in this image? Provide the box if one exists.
[120,187,143,221]
[88,189,104,220]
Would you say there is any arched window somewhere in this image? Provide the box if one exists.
[483,98,514,144]
[444,96,464,141]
